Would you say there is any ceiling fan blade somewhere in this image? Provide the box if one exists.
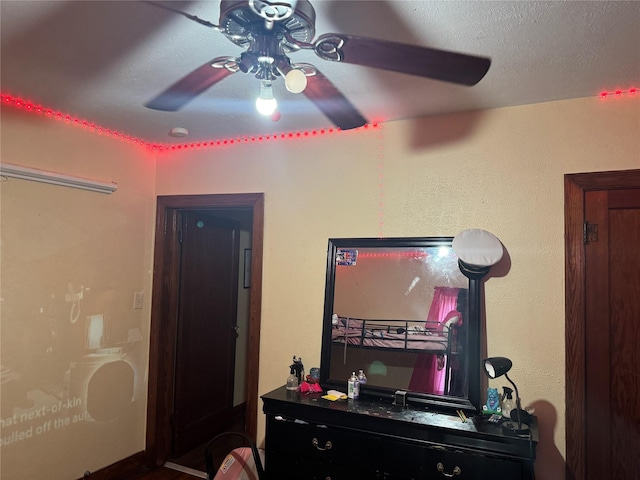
[314,34,491,86]
[302,67,367,130]
[143,1,219,29]
[145,57,237,111]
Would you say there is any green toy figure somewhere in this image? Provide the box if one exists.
[482,387,502,414]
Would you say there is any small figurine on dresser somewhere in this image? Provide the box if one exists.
[286,355,305,390]
[291,355,304,384]
[483,387,502,414]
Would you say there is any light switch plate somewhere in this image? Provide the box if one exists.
[133,291,143,309]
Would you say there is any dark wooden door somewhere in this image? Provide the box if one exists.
[584,188,640,480]
[172,210,240,457]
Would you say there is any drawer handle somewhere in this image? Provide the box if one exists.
[437,462,461,477]
[312,437,332,451]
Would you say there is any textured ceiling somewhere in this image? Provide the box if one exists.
[1,1,639,144]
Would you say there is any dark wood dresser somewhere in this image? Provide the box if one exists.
[262,386,537,480]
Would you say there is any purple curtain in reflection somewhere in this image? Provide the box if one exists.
[407,286,460,394]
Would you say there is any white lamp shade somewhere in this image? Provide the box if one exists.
[452,229,503,267]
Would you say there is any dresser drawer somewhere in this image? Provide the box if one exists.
[422,446,523,480]
[376,437,524,480]
[266,450,374,480]
[267,416,381,466]
[376,438,430,479]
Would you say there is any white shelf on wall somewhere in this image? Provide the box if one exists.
[0,162,117,194]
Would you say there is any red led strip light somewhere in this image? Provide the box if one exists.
[1,93,159,149]
[599,88,637,98]
[1,93,379,152]
[357,251,432,259]
[377,124,385,239]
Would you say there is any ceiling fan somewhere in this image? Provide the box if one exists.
[145,0,491,130]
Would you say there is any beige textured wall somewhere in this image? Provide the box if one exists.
[155,96,639,480]
[1,108,156,479]
[1,95,638,480]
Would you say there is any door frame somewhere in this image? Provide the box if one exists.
[145,193,264,466]
[564,169,640,480]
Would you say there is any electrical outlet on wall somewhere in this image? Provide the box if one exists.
[133,291,143,309]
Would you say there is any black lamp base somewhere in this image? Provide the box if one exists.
[502,421,530,436]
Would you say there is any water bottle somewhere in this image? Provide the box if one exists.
[347,371,359,399]
[286,367,299,391]
[357,369,367,386]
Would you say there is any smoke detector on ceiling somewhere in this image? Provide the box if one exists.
[169,127,189,137]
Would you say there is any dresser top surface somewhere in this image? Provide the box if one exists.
[262,386,538,447]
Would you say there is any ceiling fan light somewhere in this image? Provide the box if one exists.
[256,96,277,116]
[284,68,307,93]
[256,81,278,116]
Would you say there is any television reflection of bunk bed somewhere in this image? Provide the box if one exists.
[331,314,461,394]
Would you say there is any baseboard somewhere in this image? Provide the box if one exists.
[77,451,146,480]
[79,404,246,479]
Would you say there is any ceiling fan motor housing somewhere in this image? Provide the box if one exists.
[219,0,316,52]
[249,0,298,23]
